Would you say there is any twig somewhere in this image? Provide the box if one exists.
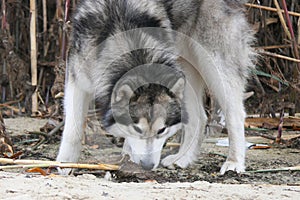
[61,0,70,61]
[250,132,287,143]
[42,0,47,57]
[208,152,227,158]
[24,120,64,149]
[258,50,300,63]
[25,130,48,150]
[0,105,21,113]
[298,17,300,44]
[30,0,38,115]
[0,158,120,171]
[281,0,300,74]
[48,120,64,136]
[276,110,284,143]
[165,142,180,147]
[258,44,292,50]
[273,0,291,40]
[246,165,300,173]
[1,0,6,29]
[0,96,24,107]
[245,3,300,17]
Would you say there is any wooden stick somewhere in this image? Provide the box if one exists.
[0,158,120,171]
[259,50,300,63]
[273,0,291,40]
[247,165,300,173]
[30,0,38,115]
[245,3,300,17]
[0,96,24,107]
[48,120,65,136]
[165,142,180,147]
[61,0,71,61]
[0,158,60,165]
[281,0,300,74]
[257,44,292,50]
[298,17,300,44]
[42,0,47,57]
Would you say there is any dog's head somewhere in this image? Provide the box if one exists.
[106,68,187,170]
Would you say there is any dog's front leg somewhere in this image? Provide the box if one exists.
[161,63,207,168]
[56,79,91,175]
[219,98,246,174]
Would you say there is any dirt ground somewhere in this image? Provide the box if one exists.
[1,117,300,199]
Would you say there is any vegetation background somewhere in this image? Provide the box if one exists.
[0,0,299,118]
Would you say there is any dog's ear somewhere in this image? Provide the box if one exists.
[170,78,185,99]
[114,84,134,103]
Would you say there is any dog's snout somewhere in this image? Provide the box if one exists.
[140,161,155,170]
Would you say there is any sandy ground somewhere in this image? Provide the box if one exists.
[1,117,300,199]
[1,172,300,200]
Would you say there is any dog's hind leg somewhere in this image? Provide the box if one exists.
[161,61,207,168]
[56,77,91,174]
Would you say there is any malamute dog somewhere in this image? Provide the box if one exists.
[57,0,255,174]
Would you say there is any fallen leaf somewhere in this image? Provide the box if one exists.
[27,167,47,176]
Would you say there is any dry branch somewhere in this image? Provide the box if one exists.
[258,50,300,63]
[30,0,38,115]
[245,3,300,17]
[0,158,120,171]
[273,0,291,40]
[247,165,300,173]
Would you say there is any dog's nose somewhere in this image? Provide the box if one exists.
[140,161,155,170]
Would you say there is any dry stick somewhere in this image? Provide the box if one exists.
[276,110,284,143]
[48,120,65,137]
[258,44,292,50]
[23,120,64,149]
[30,0,38,115]
[61,0,71,61]
[0,96,24,107]
[1,0,7,102]
[281,0,300,108]
[258,50,300,63]
[0,105,20,113]
[42,0,47,57]
[273,0,291,40]
[0,158,57,165]
[281,0,300,74]
[0,158,120,171]
[246,166,300,173]
[25,130,48,150]
[1,0,6,28]
[298,17,300,44]
[165,142,180,148]
[245,3,300,17]
[251,131,287,143]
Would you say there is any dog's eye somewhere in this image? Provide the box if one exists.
[157,127,166,135]
[133,125,142,134]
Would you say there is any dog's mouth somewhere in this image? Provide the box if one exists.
[128,152,161,171]
[123,137,164,171]
[140,160,156,170]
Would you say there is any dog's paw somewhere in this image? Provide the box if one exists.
[57,167,74,176]
[220,161,245,175]
[56,154,76,176]
[161,154,190,169]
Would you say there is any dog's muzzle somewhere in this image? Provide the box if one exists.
[140,160,155,170]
